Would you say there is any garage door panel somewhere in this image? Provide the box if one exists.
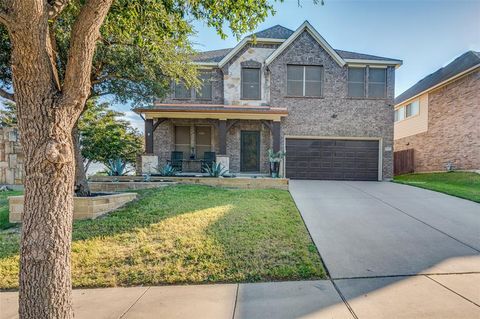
[286,138,379,181]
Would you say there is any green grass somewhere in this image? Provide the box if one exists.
[0,185,325,289]
[394,172,480,203]
[0,190,23,230]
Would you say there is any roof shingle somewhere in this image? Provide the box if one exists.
[395,51,480,105]
[250,25,294,39]
[192,24,401,65]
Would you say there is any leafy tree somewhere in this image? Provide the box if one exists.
[0,0,278,317]
[78,102,142,172]
[0,101,16,127]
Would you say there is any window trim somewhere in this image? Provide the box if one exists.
[195,73,213,101]
[347,66,388,99]
[173,81,192,100]
[394,99,420,123]
[347,66,366,98]
[173,71,214,101]
[367,67,387,99]
[241,67,261,100]
[286,64,323,98]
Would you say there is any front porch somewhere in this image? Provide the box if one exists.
[136,104,288,175]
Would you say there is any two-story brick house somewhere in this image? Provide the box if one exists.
[394,51,480,172]
[135,21,402,180]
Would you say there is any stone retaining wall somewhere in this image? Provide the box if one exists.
[9,193,137,223]
[89,176,288,190]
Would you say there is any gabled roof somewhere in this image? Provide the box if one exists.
[250,25,294,39]
[395,51,480,105]
[193,22,402,68]
[265,21,345,67]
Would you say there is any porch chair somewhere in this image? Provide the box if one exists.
[168,151,183,171]
[201,152,216,172]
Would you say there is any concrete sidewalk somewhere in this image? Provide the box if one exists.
[1,275,479,319]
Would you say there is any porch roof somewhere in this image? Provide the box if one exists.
[134,103,288,121]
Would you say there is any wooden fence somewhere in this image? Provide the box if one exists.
[394,149,414,175]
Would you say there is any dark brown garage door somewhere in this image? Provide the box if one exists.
[285,139,379,180]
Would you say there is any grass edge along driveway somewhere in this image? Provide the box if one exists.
[394,171,480,203]
[0,185,325,289]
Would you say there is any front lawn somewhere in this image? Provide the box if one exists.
[394,172,480,203]
[0,190,23,230]
[0,185,325,289]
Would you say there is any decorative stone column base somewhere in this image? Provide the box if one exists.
[141,155,159,174]
[216,155,230,173]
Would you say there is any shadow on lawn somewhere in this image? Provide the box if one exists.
[0,185,325,289]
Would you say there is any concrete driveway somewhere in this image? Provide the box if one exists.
[289,180,480,279]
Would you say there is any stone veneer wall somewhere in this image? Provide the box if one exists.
[269,31,395,179]
[0,127,24,185]
[394,70,480,172]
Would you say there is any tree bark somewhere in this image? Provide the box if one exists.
[6,0,113,318]
[73,125,90,196]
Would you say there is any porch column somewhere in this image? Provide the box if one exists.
[218,119,227,154]
[145,119,154,154]
[272,121,281,152]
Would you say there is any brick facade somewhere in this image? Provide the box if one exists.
[269,31,395,179]
[149,29,397,179]
[153,119,272,174]
[394,70,480,171]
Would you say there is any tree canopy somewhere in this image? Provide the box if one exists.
[0,0,277,105]
[78,101,143,171]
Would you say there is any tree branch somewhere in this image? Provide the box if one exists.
[61,0,113,113]
[0,87,14,101]
[0,0,13,27]
[47,0,70,20]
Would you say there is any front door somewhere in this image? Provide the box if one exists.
[240,131,260,172]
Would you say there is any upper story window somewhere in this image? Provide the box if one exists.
[174,72,213,100]
[241,68,261,100]
[348,67,387,98]
[368,68,387,98]
[347,67,366,97]
[287,65,323,97]
[174,81,191,99]
[196,73,212,100]
[395,100,419,122]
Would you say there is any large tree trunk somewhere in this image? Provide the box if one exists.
[73,125,91,196]
[6,1,112,318]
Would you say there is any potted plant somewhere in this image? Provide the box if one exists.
[267,149,285,178]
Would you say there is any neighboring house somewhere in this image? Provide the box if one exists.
[394,51,480,172]
[135,21,402,180]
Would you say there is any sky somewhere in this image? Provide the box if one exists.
[1,0,479,132]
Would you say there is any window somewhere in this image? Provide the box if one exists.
[348,67,366,97]
[368,68,386,98]
[348,67,387,98]
[175,126,190,158]
[287,65,322,97]
[405,100,419,117]
[195,126,212,159]
[196,73,212,100]
[394,108,404,122]
[241,68,261,99]
[174,81,191,99]
[395,100,419,122]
